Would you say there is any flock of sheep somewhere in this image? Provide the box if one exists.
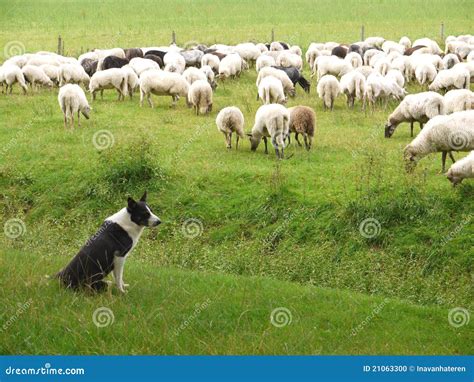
[1,34,474,184]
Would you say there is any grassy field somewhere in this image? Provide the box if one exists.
[0,0,473,355]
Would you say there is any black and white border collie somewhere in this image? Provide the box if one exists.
[56,192,160,293]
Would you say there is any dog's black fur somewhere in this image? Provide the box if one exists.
[56,192,160,292]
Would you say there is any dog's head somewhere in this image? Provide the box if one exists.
[127,191,161,227]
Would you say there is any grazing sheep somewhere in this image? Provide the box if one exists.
[256,66,295,97]
[40,64,60,85]
[81,58,98,77]
[399,36,412,50]
[414,62,437,86]
[382,41,405,55]
[429,66,470,92]
[374,58,392,76]
[129,57,159,76]
[317,74,340,111]
[3,55,29,68]
[201,53,220,73]
[276,51,303,70]
[331,45,348,59]
[27,54,60,67]
[287,106,316,150]
[444,89,474,114]
[270,42,284,51]
[187,80,213,115]
[218,53,245,79]
[216,106,245,149]
[443,53,461,70]
[345,52,363,68]
[121,65,139,99]
[404,110,474,172]
[364,37,385,49]
[355,65,375,78]
[183,66,207,85]
[143,54,163,68]
[365,73,406,109]
[233,43,260,64]
[163,51,186,74]
[22,65,53,88]
[200,65,217,90]
[446,151,474,185]
[385,69,405,88]
[139,70,189,108]
[256,55,276,72]
[412,38,442,54]
[384,91,445,137]
[124,48,144,61]
[256,43,269,53]
[258,76,286,105]
[340,71,366,108]
[58,84,91,129]
[305,46,322,69]
[314,55,352,79]
[89,68,128,101]
[102,55,129,70]
[1,65,28,94]
[249,103,290,159]
[180,49,204,67]
[289,45,302,56]
[59,64,90,87]
[453,62,474,83]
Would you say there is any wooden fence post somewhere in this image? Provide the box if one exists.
[57,35,62,55]
[271,28,275,42]
[440,22,445,42]
[361,25,365,41]
[172,31,176,45]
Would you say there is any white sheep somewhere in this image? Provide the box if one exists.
[444,89,474,114]
[59,64,90,87]
[40,64,60,85]
[314,55,352,79]
[249,103,290,159]
[256,55,276,72]
[27,54,60,67]
[163,51,186,74]
[182,67,207,85]
[467,51,474,62]
[139,70,189,108]
[276,51,303,70]
[270,42,284,51]
[382,41,405,55]
[129,57,159,76]
[399,36,412,50]
[305,46,322,70]
[355,65,375,78]
[258,75,286,105]
[412,38,442,54]
[414,62,437,86]
[384,91,445,138]
[216,106,245,149]
[289,45,302,56]
[453,62,474,83]
[201,54,220,73]
[256,66,295,97]
[58,84,91,129]
[256,43,269,53]
[3,55,29,68]
[22,65,53,88]
[218,53,245,79]
[187,80,213,115]
[365,72,406,109]
[1,65,28,94]
[443,53,461,69]
[446,151,474,185]
[121,65,139,98]
[429,66,470,92]
[317,74,340,111]
[385,69,405,88]
[340,71,366,108]
[374,58,392,76]
[200,65,217,90]
[364,37,385,49]
[233,43,260,64]
[89,68,128,101]
[404,110,474,172]
[345,52,363,68]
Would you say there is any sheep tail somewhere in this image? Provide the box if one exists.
[120,76,128,97]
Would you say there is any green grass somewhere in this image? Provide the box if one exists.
[0,0,473,355]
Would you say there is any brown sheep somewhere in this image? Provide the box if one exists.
[287,106,316,150]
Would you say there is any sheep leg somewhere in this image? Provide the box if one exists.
[304,134,310,151]
[63,113,67,129]
[449,152,456,164]
[295,133,302,147]
[236,135,240,150]
[263,137,268,154]
[419,122,424,130]
[227,132,232,149]
[410,122,414,137]
[441,151,447,173]
[147,94,153,108]
[100,89,104,100]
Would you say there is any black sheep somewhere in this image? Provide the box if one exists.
[273,66,311,93]
[331,45,348,59]
[143,54,164,67]
[102,55,129,70]
[145,50,167,61]
[81,58,98,77]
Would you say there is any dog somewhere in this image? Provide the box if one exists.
[56,192,160,292]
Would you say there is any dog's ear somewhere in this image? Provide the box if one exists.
[127,197,137,211]
[140,191,147,202]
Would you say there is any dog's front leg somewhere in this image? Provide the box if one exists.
[113,256,127,293]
